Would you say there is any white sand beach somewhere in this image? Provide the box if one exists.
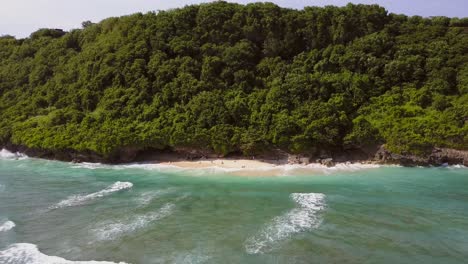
[159,158,381,176]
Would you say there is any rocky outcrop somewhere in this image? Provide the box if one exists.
[374,146,468,166]
[429,148,468,166]
[317,158,335,167]
[287,154,307,164]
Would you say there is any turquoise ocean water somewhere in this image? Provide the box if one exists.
[0,149,467,264]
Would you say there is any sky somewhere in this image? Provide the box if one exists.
[1,0,467,38]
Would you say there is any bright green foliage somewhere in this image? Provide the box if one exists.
[0,2,467,157]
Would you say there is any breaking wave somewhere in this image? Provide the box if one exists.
[50,181,133,209]
[245,193,326,254]
[0,149,27,160]
[0,220,15,232]
[94,203,175,241]
[0,243,128,264]
[446,164,467,169]
[70,162,182,172]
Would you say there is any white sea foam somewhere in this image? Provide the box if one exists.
[50,181,133,209]
[0,149,27,160]
[245,193,326,254]
[447,164,467,169]
[0,243,128,264]
[94,203,175,241]
[278,162,382,174]
[0,221,15,232]
[70,162,107,170]
[71,162,181,171]
[0,149,16,159]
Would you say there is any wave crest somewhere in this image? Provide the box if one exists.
[50,181,133,209]
[0,243,127,264]
[0,149,27,160]
[245,193,326,254]
[0,221,15,232]
[71,162,178,171]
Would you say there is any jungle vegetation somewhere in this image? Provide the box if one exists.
[0,1,467,158]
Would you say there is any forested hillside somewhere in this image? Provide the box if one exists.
[0,1,467,160]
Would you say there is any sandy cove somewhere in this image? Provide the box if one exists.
[158,159,284,176]
[158,158,383,176]
[160,159,280,169]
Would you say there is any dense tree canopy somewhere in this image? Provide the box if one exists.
[0,1,467,158]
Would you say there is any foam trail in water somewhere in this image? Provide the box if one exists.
[0,243,128,264]
[245,193,326,254]
[0,221,15,232]
[95,203,175,241]
[136,188,178,207]
[71,162,180,171]
[50,181,133,209]
[70,162,107,170]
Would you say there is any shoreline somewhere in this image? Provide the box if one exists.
[1,143,467,169]
[2,148,466,177]
[157,158,386,176]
